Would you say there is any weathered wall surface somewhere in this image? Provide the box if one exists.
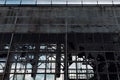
[0,6,120,33]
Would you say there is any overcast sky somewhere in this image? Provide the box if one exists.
[0,0,120,4]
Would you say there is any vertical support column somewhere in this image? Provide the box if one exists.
[23,51,28,80]
[55,43,61,77]
[31,43,39,79]
[64,4,68,80]
[13,53,19,80]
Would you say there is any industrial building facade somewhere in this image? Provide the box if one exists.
[0,1,120,80]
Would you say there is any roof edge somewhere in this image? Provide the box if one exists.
[0,4,120,7]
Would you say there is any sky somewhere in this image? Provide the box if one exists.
[0,0,120,5]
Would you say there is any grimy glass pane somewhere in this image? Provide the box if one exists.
[0,0,5,4]
[6,0,21,4]
[0,0,120,4]
[21,0,36,4]
[37,0,51,4]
